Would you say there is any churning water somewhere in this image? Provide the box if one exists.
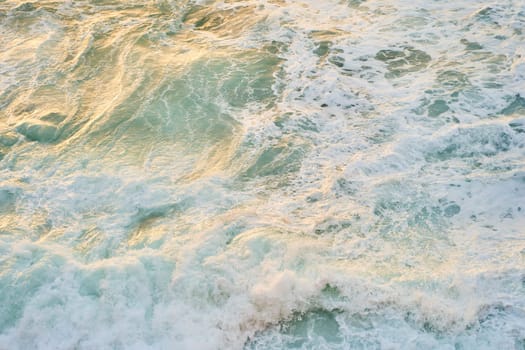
[0,0,524,349]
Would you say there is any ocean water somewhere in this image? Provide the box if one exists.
[0,0,524,349]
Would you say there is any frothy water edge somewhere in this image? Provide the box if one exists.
[0,0,524,349]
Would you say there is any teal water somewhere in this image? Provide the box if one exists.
[0,1,524,349]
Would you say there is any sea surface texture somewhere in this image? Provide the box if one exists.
[0,0,524,349]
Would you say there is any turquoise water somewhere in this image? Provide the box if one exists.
[0,0,524,349]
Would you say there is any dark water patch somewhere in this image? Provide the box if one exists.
[183,4,259,38]
[194,11,225,30]
[482,81,504,89]
[372,182,465,240]
[460,38,483,51]
[0,132,18,147]
[443,203,461,217]
[402,310,451,337]
[305,192,322,203]
[374,199,447,237]
[321,283,345,300]
[282,309,343,346]
[13,2,36,12]
[436,70,470,90]
[396,15,429,30]
[348,0,367,8]
[181,5,204,24]
[131,203,184,227]
[0,188,17,212]
[472,6,502,25]
[40,112,67,124]
[328,55,345,68]
[241,143,307,180]
[333,178,358,197]
[296,117,319,133]
[246,309,344,349]
[273,113,291,129]
[428,100,450,117]
[14,112,76,145]
[247,301,525,349]
[509,118,525,133]
[126,202,190,249]
[308,30,344,62]
[314,41,332,57]
[264,40,288,55]
[501,95,525,116]
[376,48,409,61]
[219,54,281,108]
[468,302,525,334]
[274,114,320,134]
[15,120,59,143]
[425,126,513,162]
[375,47,431,78]
[224,223,246,246]
[367,122,397,144]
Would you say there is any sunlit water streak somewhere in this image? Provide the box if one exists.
[0,0,524,349]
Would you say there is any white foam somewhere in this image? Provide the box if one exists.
[0,0,524,348]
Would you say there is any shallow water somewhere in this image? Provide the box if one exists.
[0,0,524,349]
